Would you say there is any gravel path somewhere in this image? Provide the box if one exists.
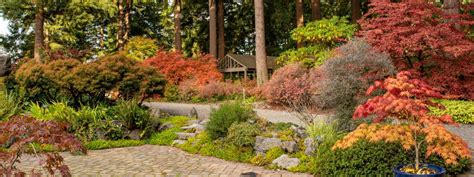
[17,145,311,177]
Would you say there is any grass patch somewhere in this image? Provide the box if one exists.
[149,127,182,145]
[178,132,254,163]
[159,116,190,127]
[85,139,145,150]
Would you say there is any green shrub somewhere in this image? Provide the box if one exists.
[277,16,356,67]
[109,100,152,130]
[12,54,166,107]
[317,139,471,175]
[28,102,123,141]
[318,140,412,176]
[206,102,255,139]
[124,36,158,61]
[85,140,145,150]
[430,99,474,124]
[28,102,76,121]
[0,90,21,120]
[306,121,342,147]
[226,122,261,147]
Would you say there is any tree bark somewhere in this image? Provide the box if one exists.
[217,0,225,59]
[311,0,322,21]
[34,1,44,63]
[254,0,268,85]
[209,0,217,58]
[295,0,304,48]
[117,0,125,51]
[351,0,361,23]
[124,0,132,43]
[174,0,182,51]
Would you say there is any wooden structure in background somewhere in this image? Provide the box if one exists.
[218,54,276,80]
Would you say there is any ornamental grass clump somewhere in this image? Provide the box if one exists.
[332,71,471,174]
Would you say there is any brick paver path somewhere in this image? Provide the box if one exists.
[17,145,312,177]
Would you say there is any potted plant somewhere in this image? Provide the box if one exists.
[332,71,471,176]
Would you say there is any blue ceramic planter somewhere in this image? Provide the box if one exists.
[393,164,446,177]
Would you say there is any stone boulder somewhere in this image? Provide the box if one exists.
[281,141,298,153]
[272,154,300,169]
[254,136,282,153]
[188,107,198,119]
[181,123,205,133]
[158,122,174,131]
[175,132,197,140]
[128,129,142,140]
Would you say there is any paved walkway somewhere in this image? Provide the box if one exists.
[17,145,312,177]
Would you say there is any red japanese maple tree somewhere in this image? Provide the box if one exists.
[358,0,474,99]
[333,71,471,172]
[0,116,86,176]
[143,50,223,86]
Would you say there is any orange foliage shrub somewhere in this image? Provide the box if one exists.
[143,50,223,86]
[333,71,471,165]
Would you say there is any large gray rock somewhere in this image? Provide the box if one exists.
[254,136,282,153]
[272,154,300,169]
[128,129,142,140]
[281,141,298,153]
[291,125,307,139]
[181,123,205,133]
[188,107,198,119]
[176,132,197,140]
[158,122,174,131]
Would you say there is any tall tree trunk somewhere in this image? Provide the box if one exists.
[124,0,132,43]
[117,0,125,50]
[217,0,225,59]
[351,0,361,23]
[295,0,304,48]
[255,0,268,85]
[34,2,44,63]
[209,0,217,58]
[311,0,322,21]
[174,0,182,51]
[443,0,460,29]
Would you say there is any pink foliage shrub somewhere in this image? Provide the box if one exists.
[199,81,242,99]
[259,63,324,108]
